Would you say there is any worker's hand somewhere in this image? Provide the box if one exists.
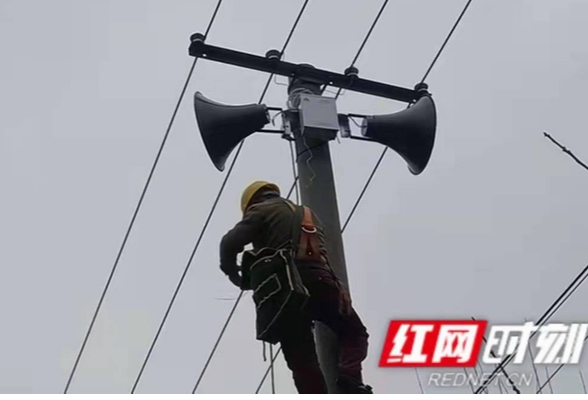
[338,286,353,316]
[228,272,242,288]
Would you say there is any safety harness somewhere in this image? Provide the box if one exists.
[297,207,323,263]
[283,199,349,308]
[241,198,346,344]
[283,200,325,265]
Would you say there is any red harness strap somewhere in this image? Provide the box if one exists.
[283,200,325,265]
[296,206,324,264]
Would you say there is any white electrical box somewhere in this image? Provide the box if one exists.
[298,94,339,141]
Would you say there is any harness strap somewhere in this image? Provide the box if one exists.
[281,199,325,265]
[280,200,348,297]
[297,207,322,263]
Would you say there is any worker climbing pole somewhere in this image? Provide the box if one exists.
[220,177,372,393]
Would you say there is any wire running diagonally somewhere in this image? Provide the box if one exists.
[470,317,521,394]
[191,290,245,393]
[420,0,473,83]
[341,0,475,234]
[539,272,588,329]
[62,1,224,394]
[545,366,555,394]
[536,334,588,394]
[256,347,283,394]
[136,1,310,394]
[543,131,588,172]
[474,264,588,393]
[524,317,544,393]
[333,0,389,100]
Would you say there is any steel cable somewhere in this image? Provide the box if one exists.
[474,264,588,393]
[63,1,224,393]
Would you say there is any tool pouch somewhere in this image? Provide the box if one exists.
[247,247,309,344]
[241,202,312,344]
[241,200,325,344]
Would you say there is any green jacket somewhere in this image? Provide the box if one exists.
[219,193,328,278]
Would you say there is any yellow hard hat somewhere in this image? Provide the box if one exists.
[241,181,280,214]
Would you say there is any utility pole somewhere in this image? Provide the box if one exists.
[188,33,437,394]
[284,71,349,393]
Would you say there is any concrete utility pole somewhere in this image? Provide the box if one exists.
[285,72,349,393]
[188,33,436,394]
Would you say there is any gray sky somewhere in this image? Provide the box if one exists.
[1,0,588,394]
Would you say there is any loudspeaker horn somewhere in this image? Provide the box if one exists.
[361,94,436,175]
[194,92,270,171]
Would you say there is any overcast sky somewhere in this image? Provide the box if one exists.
[1,0,588,394]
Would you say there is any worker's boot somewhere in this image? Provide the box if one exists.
[337,374,373,394]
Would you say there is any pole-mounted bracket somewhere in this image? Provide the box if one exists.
[189,33,421,104]
[189,33,436,175]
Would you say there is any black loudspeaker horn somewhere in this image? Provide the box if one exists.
[361,95,437,175]
[194,91,270,171]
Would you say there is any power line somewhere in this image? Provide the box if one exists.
[545,366,555,394]
[463,368,475,393]
[472,317,521,394]
[489,349,521,394]
[474,265,588,394]
[414,369,425,394]
[475,266,588,393]
[334,0,475,234]
[255,347,282,393]
[333,0,390,100]
[474,359,489,394]
[62,1,225,393]
[536,334,588,394]
[421,0,473,83]
[286,177,299,200]
[541,272,588,333]
[342,148,387,232]
[544,131,588,172]
[524,317,544,394]
[496,374,506,394]
[133,2,312,394]
[192,290,245,393]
